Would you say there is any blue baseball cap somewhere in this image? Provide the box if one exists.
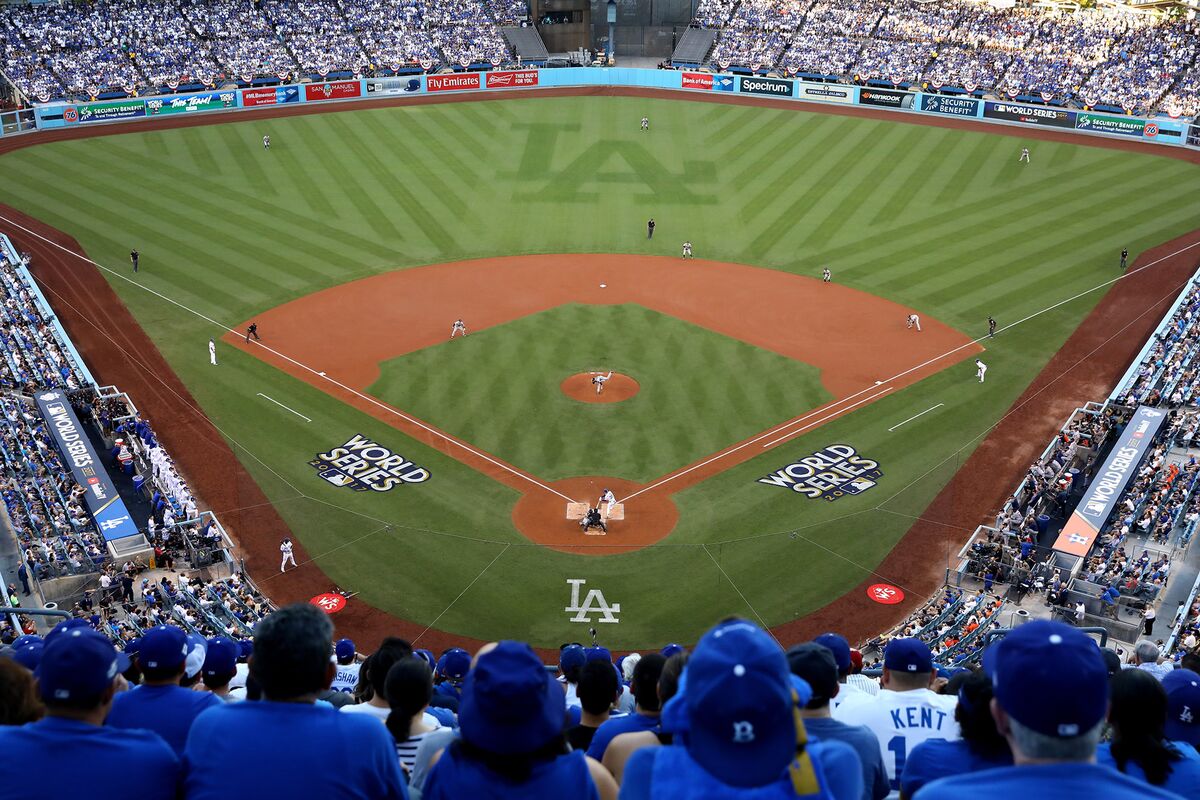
[884,638,933,674]
[559,644,586,673]
[138,625,188,671]
[12,641,44,671]
[813,633,852,673]
[203,637,239,679]
[43,618,91,647]
[36,628,129,704]
[12,634,41,649]
[335,638,356,661]
[414,649,436,669]
[1163,669,1200,747]
[237,640,254,660]
[459,641,565,754]
[661,643,686,658]
[983,620,1106,739]
[584,646,612,664]
[663,619,796,788]
[437,647,471,680]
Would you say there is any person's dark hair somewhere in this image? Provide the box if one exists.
[577,660,619,716]
[384,658,433,743]
[354,653,374,702]
[631,653,666,712]
[0,659,43,724]
[453,733,570,782]
[954,671,1009,759]
[1181,651,1200,674]
[658,652,688,705]
[366,637,414,700]
[249,604,334,701]
[1108,668,1181,785]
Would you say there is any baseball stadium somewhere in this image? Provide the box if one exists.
[2,0,1200,797]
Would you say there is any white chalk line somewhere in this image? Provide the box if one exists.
[761,387,894,448]
[256,392,312,422]
[412,543,511,646]
[0,214,572,503]
[887,403,944,433]
[702,543,777,642]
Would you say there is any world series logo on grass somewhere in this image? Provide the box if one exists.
[310,434,430,492]
[758,444,882,501]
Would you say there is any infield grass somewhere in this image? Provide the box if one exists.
[2,95,1199,646]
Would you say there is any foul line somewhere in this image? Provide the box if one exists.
[702,543,776,643]
[761,387,894,448]
[0,214,572,503]
[412,543,511,646]
[257,392,312,422]
[887,403,944,433]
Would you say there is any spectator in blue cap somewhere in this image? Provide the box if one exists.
[0,657,42,725]
[330,637,360,694]
[198,637,240,702]
[815,633,873,714]
[588,653,665,762]
[434,646,472,704]
[661,643,685,659]
[837,637,958,792]
[1163,669,1200,754]
[183,604,407,799]
[1096,668,1200,797]
[558,643,588,708]
[788,642,889,800]
[919,620,1180,800]
[106,624,222,755]
[621,618,863,800]
[0,627,179,800]
[423,640,618,799]
[900,671,1011,797]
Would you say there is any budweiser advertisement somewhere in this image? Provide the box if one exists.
[304,80,362,102]
[486,70,539,89]
[428,73,482,92]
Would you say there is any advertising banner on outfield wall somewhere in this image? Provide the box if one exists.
[919,94,980,117]
[984,101,1075,128]
[739,76,793,98]
[858,87,915,109]
[35,391,141,542]
[146,90,237,115]
[1075,113,1146,138]
[486,70,539,89]
[365,77,423,95]
[240,86,300,107]
[1052,405,1167,557]
[305,80,363,102]
[682,72,734,92]
[428,73,482,92]
[798,82,853,104]
[1142,120,1186,142]
[76,100,146,123]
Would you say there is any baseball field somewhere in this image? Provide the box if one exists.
[1,89,1199,651]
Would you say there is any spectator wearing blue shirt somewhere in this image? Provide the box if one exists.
[787,642,889,800]
[106,624,222,755]
[621,618,864,800]
[434,646,470,704]
[0,626,179,800]
[183,603,408,800]
[423,640,618,800]
[900,671,1011,798]
[917,621,1180,800]
[587,653,665,762]
[1163,668,1200,755]
[1097,668,1200,798]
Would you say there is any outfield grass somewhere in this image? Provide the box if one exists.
[368,303,832,482]
[2,95,1199,646]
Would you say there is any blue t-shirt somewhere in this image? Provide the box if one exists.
[915,762,1184,800]
[587,712,659,762]
[0,717,179,800]
[804,716,891,800]
[183,700,407,800]
[901,738,1011,798]
[106,683,223,755]
[423,742,598,800]
[620,740,863,800]
[1097,741,1200,799]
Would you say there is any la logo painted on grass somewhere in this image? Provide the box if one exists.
[759,444,882,501]
[565,579,621,624]
[310,433,430,492]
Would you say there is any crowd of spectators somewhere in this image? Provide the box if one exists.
[5,608,1200,799]
[0,0,524,101]
[1116,278,1200,408]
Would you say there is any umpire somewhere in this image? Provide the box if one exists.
[130,249,139,273]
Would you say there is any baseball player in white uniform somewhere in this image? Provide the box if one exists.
[450,319,467,339]
[641,116,649,131]
[208,339,217,365]
[1019,147,1029,163]
[835,639,959,795]
[906,314,921,332]
[600,488,617,517]
[592,371,612,395]
[976,359,988,383]
[682,241,692,259]
[280,537,297,572]
[822,268,831,283]
[263,135,271,150]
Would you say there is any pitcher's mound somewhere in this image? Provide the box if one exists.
[561,372,640,403]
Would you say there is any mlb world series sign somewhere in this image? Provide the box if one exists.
[759,444,882,501]
[310,434,430,492]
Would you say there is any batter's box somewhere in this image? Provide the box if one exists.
[566,502,624,521]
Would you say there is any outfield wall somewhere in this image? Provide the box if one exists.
[24,69,1193,148]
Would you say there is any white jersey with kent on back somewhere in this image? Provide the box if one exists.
[330,661,361,693]
[835,687,959,796]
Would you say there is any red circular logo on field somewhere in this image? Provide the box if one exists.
[1144,123,1158,138]
[867,584,904,604]
[310,593,346,614]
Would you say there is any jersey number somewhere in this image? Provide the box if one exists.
[887,735,907,791]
